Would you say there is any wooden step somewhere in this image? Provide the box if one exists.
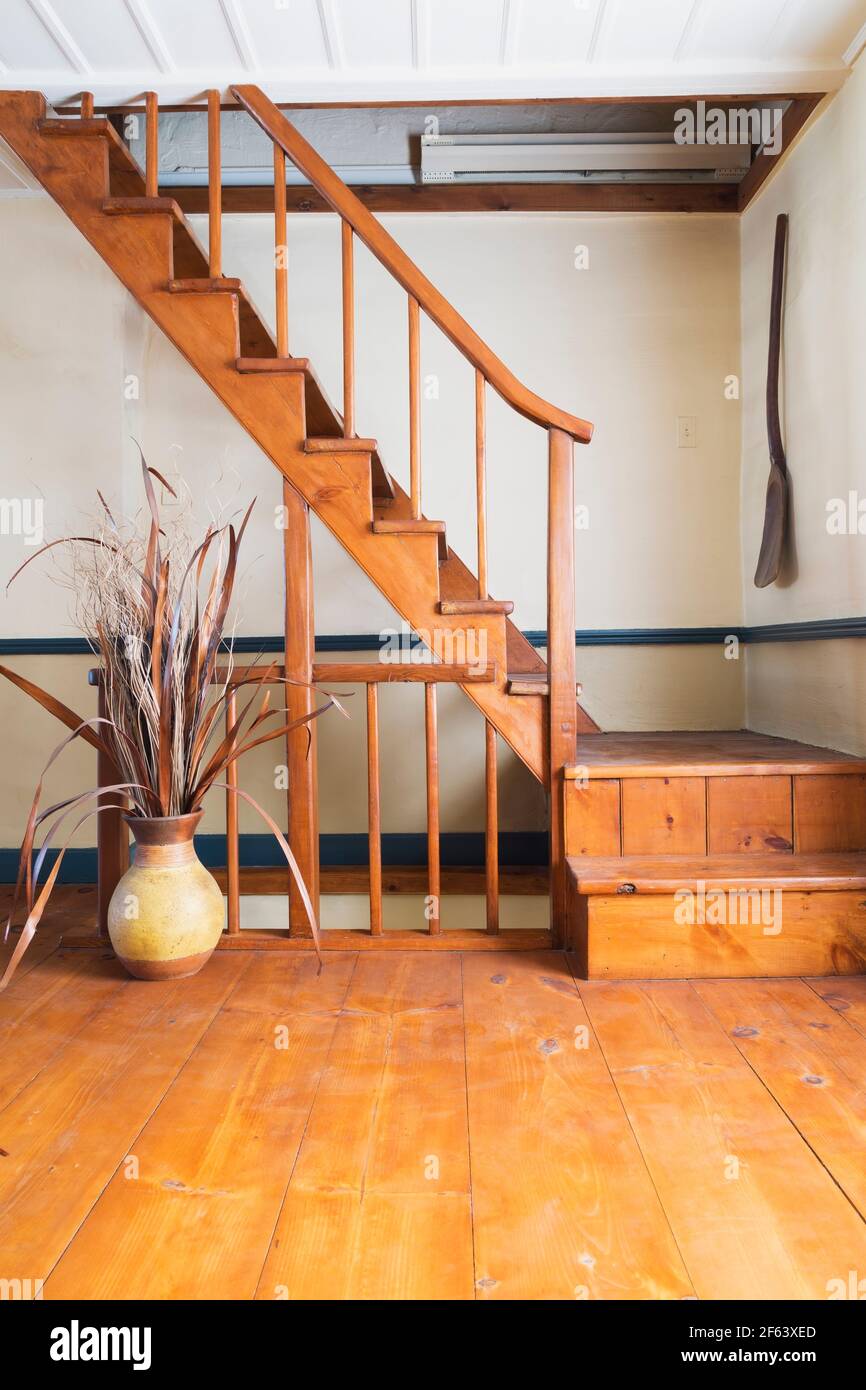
[236,356,310,374]
[305,437,377,453]
[102,196,182,218]
[570,852,866,896]
[508,673,583,697]
[565,730,866,780]
[373,517,448,563]
[169,277,243,293]
[567,852,866,981]
[439,599,513,616]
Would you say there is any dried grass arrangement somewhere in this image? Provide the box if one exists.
[0,454,341,987]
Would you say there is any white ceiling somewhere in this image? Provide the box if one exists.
[0,0,864,106]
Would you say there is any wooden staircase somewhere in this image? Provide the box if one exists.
[0,89,595,789]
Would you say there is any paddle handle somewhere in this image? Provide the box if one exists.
[766,213,788,475]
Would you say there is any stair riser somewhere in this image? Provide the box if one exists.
[566,773,866,858]
[569,889,866,979]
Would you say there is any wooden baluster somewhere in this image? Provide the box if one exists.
[547,427,578,945]
[145,91,158,198]
[424,683,441,934]
[225,688,240,935]
[274,144,289,357]
[283,481,319,935]
[408,295,421,519]
[81,92,94,120]
[94,674,129,938]
[342,220,355,438]
[475,370,488,600]
[367,683,382,935]
[207,90,222,279]
[485,720,499,933]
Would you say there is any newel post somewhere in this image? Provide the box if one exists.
[282,480,320,935]
[547,428,578,944]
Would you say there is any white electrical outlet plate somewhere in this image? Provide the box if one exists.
[677,415,697,448]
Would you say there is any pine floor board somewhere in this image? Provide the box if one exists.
[44,953,357,1299]
[257,953,474,1300]
[0,953,249,1284]
[580,979,866,1299]
[2,943,865,1301]
[695,979,866,1222]
[463,952,693,1299]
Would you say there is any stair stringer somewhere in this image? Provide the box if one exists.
[0,91,555,780]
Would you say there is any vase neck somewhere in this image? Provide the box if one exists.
[127,812,203,869]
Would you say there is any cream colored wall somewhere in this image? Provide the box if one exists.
[740,57,866,753]
[0,194,744,851]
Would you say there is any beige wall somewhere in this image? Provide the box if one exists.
[0,192,745,850]
[740,56,866,753]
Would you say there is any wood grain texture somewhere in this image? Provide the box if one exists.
[621,776,707,854]
[581,890,866,980]
[565,730,866,779]
[462,952,692,1299]
[45,954,355,1299]
[0,954,248,1286]
[708,774,793,853]
[794,775,866,852]
[257,953,473,1300]
[580,979,866,1299]
[564,779,622,857]
[696,978,866,1219]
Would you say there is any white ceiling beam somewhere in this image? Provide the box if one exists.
[587,0,612,65]
[27,0,91,74]
[674,0,705,63]
[218,0,258,71]
[843,18,866,66]
[10,63,848,110]
[500,0,522,66]
[411,0,429,69]
[316,0,344,70]
[123,0,175,74]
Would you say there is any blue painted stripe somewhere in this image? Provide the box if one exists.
[1,617,864,657]
[0,830,549,885]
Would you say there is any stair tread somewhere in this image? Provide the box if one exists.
[508,674,582,696]
[373,518,445,534]
[102,195,182,217]
[439,599,514,616]
[169,277,243,292]
[564,730,866,779]
[236,356,310,373]
[569,851,866,894]
[305,437,377,453]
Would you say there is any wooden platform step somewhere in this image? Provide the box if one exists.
[439,599,513,616]
[570,852,866,895]
[565,730,866,779]
[567,852,866,981]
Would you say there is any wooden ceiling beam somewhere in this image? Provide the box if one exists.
[737,95,824,211]
[168,181,739,215]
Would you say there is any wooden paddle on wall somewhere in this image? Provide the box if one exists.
[754,212,789,588]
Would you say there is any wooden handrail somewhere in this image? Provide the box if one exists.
[214,662,497,685]
[231,84,594,445]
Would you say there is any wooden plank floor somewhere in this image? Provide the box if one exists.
[2,941,866,1300]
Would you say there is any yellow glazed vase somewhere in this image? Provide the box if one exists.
[107,812,224,980]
